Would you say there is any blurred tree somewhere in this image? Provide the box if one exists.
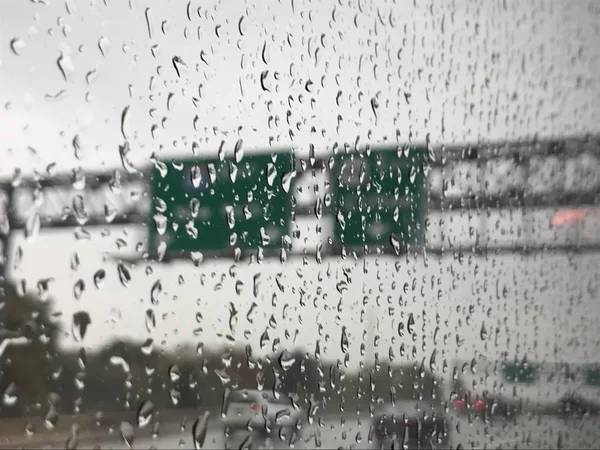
[0,281,60,417]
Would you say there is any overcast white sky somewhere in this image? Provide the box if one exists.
[1,0,600,374]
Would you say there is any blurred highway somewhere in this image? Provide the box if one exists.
[3,412,600,449]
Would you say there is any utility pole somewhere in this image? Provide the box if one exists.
[0,183,15,285]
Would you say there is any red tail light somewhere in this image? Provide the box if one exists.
[251,402,261,412]
[453,398,485,411]
[453,399,466,409]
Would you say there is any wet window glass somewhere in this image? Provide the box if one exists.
[1,0,600,449]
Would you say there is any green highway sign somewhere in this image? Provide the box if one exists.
[330,146,428,250]
[148,151,295,255]
[502,362,539,384]
[147,145,429,258]
[584,367,600,386]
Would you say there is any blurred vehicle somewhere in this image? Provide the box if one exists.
[222,389,303,439]
[558,392,600,417]
[370,400,451,449]
[452,392,518,419]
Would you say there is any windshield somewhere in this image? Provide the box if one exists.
[1,1,600,449]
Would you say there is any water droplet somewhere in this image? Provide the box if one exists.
[44,405,59,429]
[37,278,53,301]
[119,142,137,174]
[429,349,437,372]
[169,365,181,382]
[409,165,417,184]
[167,92,175,111]
[370,96,379,123]
[172,56,187,78]
[141,338,154,356]
[314,197,323,220]
[157,241,167,261]
[336,211,346,231]
[229,163,238,182]
[120,421,135,448]
[110,356,130,373]
[228,303,238,333]
[279,350,296,370]
[137,400,155,428]
[234,280,244,295]
[190,251,203,266]
[192,411,210,449]
[390,234,401,255]
[266,163,277,186]
[104,203,118,223]
[260,330,270,349]
[72,195,88,225]
[145,309,156,332]
[10,37,25,55]
[144,8,153,39]
[189,198,200,218]
[190,165,202,188]
[407,313,415,335]
[239,435,252,450]
[98,36,110,57]
[275,408,291,424]
[25,211,41,241]
[234,139,244,163]
[186,221,199,239]
[261,41,269,65]
[238,16,245,36]
[85,69,97,85]
[480,322,488,341]
[65,425,79,450]
[155,197,167,213]
[121,105,130,140]
[225,206,235,230]
[73,227,91,241]
[281,171,295,193]
[341,326,349,354]
[150,280,162,305]
[392,206,400,223]
[214,368,230,385]
[10,169,22,188]
[57,51,73,80]
[260,70,270,92]
[93,269,106,289]
[45,89,68,101]
[3,383,17,406]
[73,279,85,300]
[72,311,91,342]
[153,213,168,236]
[117,263,132,287]
[109,170,122,194]
[70,252,80,271]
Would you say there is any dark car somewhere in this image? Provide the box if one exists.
[370,401,451,449]
[222,389,304,438]
[559,393,600,417]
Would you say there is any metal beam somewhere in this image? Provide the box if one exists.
[1,170,148,191]
[0,133,598,263]
[293,189,600,218]
[115,241,600,265]
[30,214,148,230]
[2,133,598,191]
[4,180,599,232]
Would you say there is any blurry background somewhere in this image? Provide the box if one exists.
[0,0,600,448]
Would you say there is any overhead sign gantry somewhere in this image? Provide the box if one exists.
[0,133,599,277]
